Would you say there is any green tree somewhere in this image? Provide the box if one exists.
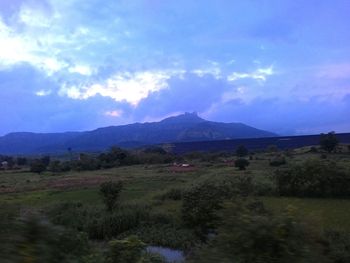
[100,181,123,212]
[320,132,339,153]
[236,145,248,157]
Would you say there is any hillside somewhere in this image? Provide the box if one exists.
[0,112,276,155]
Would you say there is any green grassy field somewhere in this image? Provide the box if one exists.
[1,150,350,262]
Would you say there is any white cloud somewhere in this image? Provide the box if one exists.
[68,65,94,76]
[18,4,52,28]
[104,110,123,117]
[60,70,179,106]
[227,66,274,82]
[192,61,222,79]
[35,89,52,96]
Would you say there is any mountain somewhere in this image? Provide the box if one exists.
[0,112,277,155]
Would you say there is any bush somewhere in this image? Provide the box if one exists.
[274,160,350,198]
[320,132,339,153]
[30,159,47,174]
[236,145,248,157]
[322,230,350,263]
[121,224,196,250]
[235,158,250,170]
[158,188,183,200]
[269,156,287,166]
[100,181,123,212]
[217,204,311,263]
[108,235,145,263]
[182,182,224,240]
[141,251,167,263]
[85,204,150,240]
[2,214,91,263]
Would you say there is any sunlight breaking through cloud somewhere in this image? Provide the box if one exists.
[60,70,181,106]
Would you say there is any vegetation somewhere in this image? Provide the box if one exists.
[320,132,339,153]
[100,181,123,212]
[182,182,224,240]
[236,145,248,157]
[1,142,350,262]
[274,159,350,198]
[235,158,250,170]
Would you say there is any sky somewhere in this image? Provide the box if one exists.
[0,0,349,136]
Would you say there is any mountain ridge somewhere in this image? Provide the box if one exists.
[0,112,277,155]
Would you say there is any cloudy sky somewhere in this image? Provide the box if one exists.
[0,0,349,136]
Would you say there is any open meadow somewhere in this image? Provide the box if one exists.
[1,145,350,262]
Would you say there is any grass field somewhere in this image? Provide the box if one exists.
[1,150,350,262]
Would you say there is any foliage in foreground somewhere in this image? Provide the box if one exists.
[182,181,225,240]
[100,181,123,212]
[274,159,350,198]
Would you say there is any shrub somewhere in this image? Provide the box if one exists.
[320,132,339,153]
[269,156,287,166]
[108,236,145,263]
[48,160,62,173]
[4,214,91,263]
[235,158,250,170]
[121,224,196,250]
[274,160,350,198]
[100,181,123,212]
[46,202,87,231]
[217,204,311,263]
[159,188,183,200]
[322,230,350,263]
[182,182,224,240]
[141,252,167,263]
[30,159,47,174]
[236,145,248,157]
[85,204,150,240]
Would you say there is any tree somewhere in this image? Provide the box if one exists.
[100,181,123,212]
[320,132,339,153]
[235,158,250,170]
[30,159,47,174]
[236,145,248,157]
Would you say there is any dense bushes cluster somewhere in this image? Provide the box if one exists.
[217,202,310,263]
[182,182,225,240]
[47,202,151,240]
[269,155,287,166]
[274,160,350,198]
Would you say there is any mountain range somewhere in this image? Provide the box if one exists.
[0,112,277,155]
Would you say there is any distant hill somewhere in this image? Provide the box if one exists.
[0,112,277,155]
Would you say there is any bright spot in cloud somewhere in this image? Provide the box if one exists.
[227,66,274,82]
[69,65,94,76]
[35,90,51,96]
[104,110,123,117]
